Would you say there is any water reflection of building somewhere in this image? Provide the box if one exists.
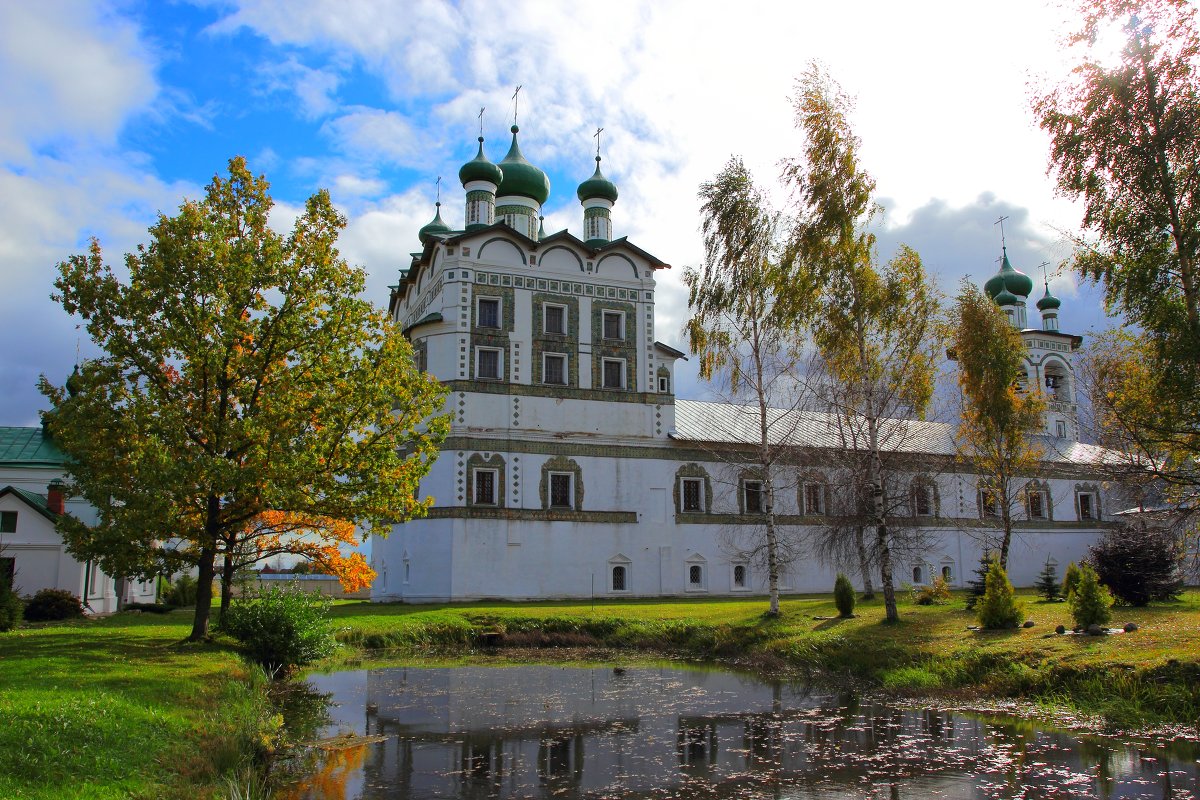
[301,666,1200,800]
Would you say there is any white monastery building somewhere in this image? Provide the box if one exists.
[373,124,1124,603]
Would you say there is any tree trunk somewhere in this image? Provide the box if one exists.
[854,525,875,598]
[999,481,1013,570]
[188,493,222,642]
[764,472,780,616]
[875,515,897,622]
[189,546,217,641]
[219,552,235,624]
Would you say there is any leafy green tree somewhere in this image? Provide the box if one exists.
[1090,520,1183,605]
[1035,559,1062,602]
[684,158,804,617]
[1070,563,1113,629]
[41,158,449,641]
[787,65,943,624]
[1035,0,1200,492]
[977,558,1024,630]
[952,282,1046,569]
[833,573,856,618]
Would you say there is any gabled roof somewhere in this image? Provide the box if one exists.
[0,485,57,522]
[654,341,688,360]
[670,399,1123,467]
[0,427,65,468]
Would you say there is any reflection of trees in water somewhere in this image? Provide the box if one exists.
[294,668,1200,800]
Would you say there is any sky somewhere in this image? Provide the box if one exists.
[0,0,1120,427]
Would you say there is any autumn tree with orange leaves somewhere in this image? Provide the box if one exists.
[41,157,448,641]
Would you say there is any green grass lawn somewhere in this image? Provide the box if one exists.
[2,590,1198,798]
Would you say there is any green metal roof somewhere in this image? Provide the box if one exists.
[0,427,66,467]
[576,156,618,203]
[0,486,57,522]
[496,125,551,204]
[458,137,504,186]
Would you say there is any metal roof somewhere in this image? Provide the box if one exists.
[0,427,65,467]
[671,399,1119,466]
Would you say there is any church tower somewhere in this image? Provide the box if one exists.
[983,248,1083,441]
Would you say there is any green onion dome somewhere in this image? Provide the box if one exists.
[496,125,550,204]
[984,247,1035,300]
[458,137,503,186]
[576,156,618,203]
[1037,284,1061,311]
[994,287,1019,306]
[418,202,451,244]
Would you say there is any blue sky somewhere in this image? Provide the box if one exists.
[1,0,1118,426]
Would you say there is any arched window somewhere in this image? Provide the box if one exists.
[913,566,924,584]
[941,565,953,581]
[612,565,627,591]
[689,565,703,586]
[733,564,747,589]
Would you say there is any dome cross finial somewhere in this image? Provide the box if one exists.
[994,214,1009,250]
[512,85,522,126]
[478,106,485,139]
[595,126,604,161]
[435,175,441,205]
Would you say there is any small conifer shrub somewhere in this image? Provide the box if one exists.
[0,584,21,632]
[1062,561,1082,600]
[964,552,994,611]
[977,559,1023,630]
[1089,522,1182,606]
[1035,559,1061,602]
[1069,564,1112,629]
[833,573,856,617]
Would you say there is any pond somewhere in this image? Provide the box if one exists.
[283,664,1199,799]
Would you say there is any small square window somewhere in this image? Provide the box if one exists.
[476,348,502,380]
[544,304,566,335]
[681,478,703,512]
[474,470,497,505]
[477,297,500,329]
[543,353,567,385]
[549,473,572,508]
[744,481,763,513]
[602,359,625,389]
[602,310,624,340]
[0,510,15,534]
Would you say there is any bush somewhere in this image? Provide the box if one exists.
[977,559,1023,630]
[914,576,952,605]
[833,573,856,617]
[23,588,84,622]
[161,573,199,606]
[1070,563,1113,629]
[0,584,21,632]
[1062,561,1082,600]
[221,587,336,675]
[1035,559,1061,602]
[1089,522,1183,606]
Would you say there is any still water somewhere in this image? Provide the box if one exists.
[285,664,1199,799]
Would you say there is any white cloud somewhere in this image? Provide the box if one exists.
[260,57,342,119]
[321,107,431,166]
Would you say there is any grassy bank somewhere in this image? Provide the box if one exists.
[329,589,1200,728]
[0,611,276,800]
[2,590,1197,798]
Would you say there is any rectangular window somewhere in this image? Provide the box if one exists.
[543,353,567,385]
[913,486,932,516]
[1056,420,1068,438]
[744,481,763,513]
[477,297,500,329]
[1028,491,1046,519]
[1078,493,1096,520]
[474,470,497,505]
[476,348,501,380]
[980,489,1000,518]
[0,511,15,534]
[804,484,824,515]
[681,478,703,512]
[549,473,572,508]
[602,358,625,389]
[658,376,669,393]
[544,304,566,335]
[602,310,624,340]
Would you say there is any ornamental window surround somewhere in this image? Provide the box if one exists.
[680,477,704,512]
